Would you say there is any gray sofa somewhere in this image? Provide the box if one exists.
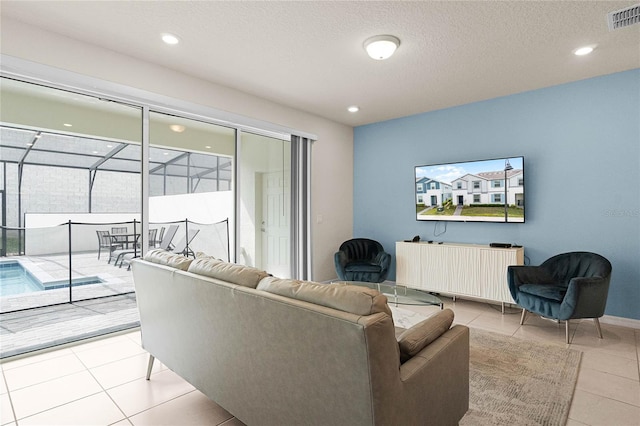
[131,250,469,426]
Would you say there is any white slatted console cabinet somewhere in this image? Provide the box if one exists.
[395,242,524,312]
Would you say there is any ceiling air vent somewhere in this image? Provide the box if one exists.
[607,4,640,31]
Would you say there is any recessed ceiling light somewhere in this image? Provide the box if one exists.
[347,106,360,113]
[163,152,169,156]
[205,145,212,149]
[364,35,400,60]
[92,151,99,154]
[162,33,180,45]
[106,144,113,148]
[574,45,595,56]
[170,124,186,133]
[63,123,72,127]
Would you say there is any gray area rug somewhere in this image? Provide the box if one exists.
[461,328,582,426]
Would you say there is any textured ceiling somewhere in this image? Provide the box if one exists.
[1,1,639,127]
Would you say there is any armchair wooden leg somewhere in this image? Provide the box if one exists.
[520,308,527,325]
[594,317,603,339]
[565,320,570,344]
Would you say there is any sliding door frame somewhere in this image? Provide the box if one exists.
[1,55,315,279]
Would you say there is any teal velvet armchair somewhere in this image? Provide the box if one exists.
[334,238,391,283]
[508,251,612,343]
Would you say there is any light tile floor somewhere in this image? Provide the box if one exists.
[0,297,638,426]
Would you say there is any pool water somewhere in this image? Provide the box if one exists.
[0,262,43,296]
[0,261,105,296]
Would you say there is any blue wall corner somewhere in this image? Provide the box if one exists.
[353,69,640,320]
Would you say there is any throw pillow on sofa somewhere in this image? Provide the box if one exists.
[397,308,454,363]
[257,276,392,317]
[143,249,193,271]
[187,253,270,289]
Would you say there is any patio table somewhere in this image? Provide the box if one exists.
[112,233,140,250]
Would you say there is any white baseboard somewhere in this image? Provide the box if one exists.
[600,315,640,330]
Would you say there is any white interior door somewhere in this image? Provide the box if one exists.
[262,171,290,277]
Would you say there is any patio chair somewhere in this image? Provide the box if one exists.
[158,225,179,251]
[122,226,198,269]
[115,225,179,268]
[114,229,154,265]
[96,230,123,263]
[152,226,165,247]
[148,228,158,248]
[171,228,200,258]
[111,226,129,246]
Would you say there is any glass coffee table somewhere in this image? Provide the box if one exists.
[335,281,443,309]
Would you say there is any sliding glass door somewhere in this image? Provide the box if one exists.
[0,77,142,310]
[239,132,291,278]
[1,74,312,301]
[148,112,235,261]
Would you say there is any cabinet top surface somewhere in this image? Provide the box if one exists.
[397,241,523,250]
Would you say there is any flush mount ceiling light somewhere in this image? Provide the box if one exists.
[363,35,400,60]
[574,45,596,56]
[347,105,360,113]
[161,33,180,45]
[170,124,186,133]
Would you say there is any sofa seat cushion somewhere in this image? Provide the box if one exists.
[257,277,392,317]
[344,262,382,273]
[397,309,454,363]
[187,254,270,288]
[519,283,567,302]
[144,249,193,271]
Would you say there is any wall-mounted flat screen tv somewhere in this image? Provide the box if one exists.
[415,156,525,223]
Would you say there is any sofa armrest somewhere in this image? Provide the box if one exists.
[561,276,611,319]
[397,325,470,425]
[397,309,454,363]
[374,251,390,267]
[334,251,348,280]
[335,250,348,266]
[373,251,391,282]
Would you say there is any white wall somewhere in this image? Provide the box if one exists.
[149,192,232,224]
[149,192,234,261]
[24,213,140,255]
[23,193,234,256]
[1,18,354,281]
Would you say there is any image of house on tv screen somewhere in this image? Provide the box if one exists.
[415,157,525,223]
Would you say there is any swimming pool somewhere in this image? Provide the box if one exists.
[0,261,43,296]
[0,261,104,296]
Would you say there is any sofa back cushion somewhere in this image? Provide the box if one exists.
[187,254,270,289]
[257,277,392,317]
[397,308,454,363]
[143,249,193,271]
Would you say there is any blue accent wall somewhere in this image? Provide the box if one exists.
[354,69,640,320]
